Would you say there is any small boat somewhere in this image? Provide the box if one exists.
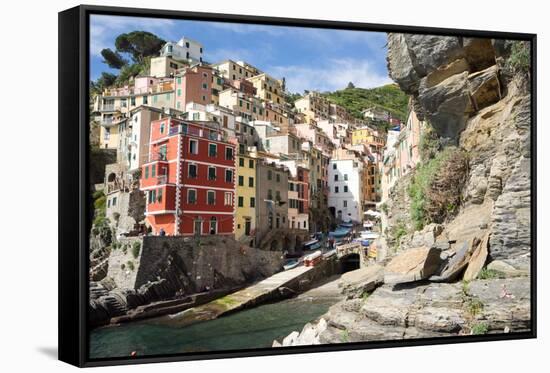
[360,232,379,240]
[304,250,323,267]
[303,239,321,251]
[361,239,370,246]
[283,259,300,270]
[329,227,351,238]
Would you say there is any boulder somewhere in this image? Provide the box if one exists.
[339,264,384,299]
[487,260,530,278]
[410,223,443,248]
[418,71,473,139]
[430,239,476,282]
[468,65,502,111]
[402,34,465,77]
[463,37,496,71]
[384,246,443,285]
[463,232,490,281]
[387,33,422,93]
[282,331,300,346]
[468,278,531,332]
[423,58,470,89]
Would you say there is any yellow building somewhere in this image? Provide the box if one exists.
[212,59,261,81]
[246,73,284,105]
[235,149,257,246]
[294,92,331,124]
[351,127,385,153]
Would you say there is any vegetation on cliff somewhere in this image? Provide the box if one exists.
[408,147,468,231]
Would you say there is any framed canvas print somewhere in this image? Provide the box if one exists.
[58,5,537,367]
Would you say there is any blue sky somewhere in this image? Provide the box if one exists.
[90,15,391,93]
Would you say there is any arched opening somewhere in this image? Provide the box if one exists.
[341,253,360,273]
[107,173,116,183]
[328,206,336,218]
[270,239,282,251]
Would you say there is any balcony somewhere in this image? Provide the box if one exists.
[156,174,168,185]
[99,105,120,113]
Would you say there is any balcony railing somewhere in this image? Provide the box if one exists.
[101,105,115,111]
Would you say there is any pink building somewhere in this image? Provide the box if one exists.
[174,65,213,110]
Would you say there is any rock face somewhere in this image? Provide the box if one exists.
[384,246,442,285]
[339,264,384,299]
[276,35,530,348]
[387,34,531,271]
[277,277,530,346]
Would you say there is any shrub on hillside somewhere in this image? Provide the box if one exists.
[408,147,468,230]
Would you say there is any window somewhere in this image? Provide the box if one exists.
[225,147,234,160]
[344,174,348,181]
[250,197,255,207]
[207,190,215,205]
[187,189,197,204]
[249,159,254,168]
[275,190,281,201]
[267,170,272,180]
[188,164,197,178]
[145,165,149,179]
[143,96,148,104]
[343,200,348,208]
[189,139,198,154]
[266,139,270,149]
[334,174,338,181]
[238,175,244,186]
[224,192,232,206]
[267,189,273,200]
[157,188,163,203]
[225,169,233,183]
[202,83,208,90]
[177,77,181,85]
[335,186,339,193]
[238,196,244,207]
[208,143,217,157]
[177,88,182,97]
[276,173,280,183]
[112,197,117,206]
[239,157,244,167]
[151,164,156,177]
[344,186,349,193]
[248,177,254,187]
[208,167,216,180]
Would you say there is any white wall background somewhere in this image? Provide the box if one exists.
[0,0,547,371]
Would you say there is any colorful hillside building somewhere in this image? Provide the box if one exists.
[140,117,236,236]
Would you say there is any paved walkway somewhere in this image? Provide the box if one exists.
[158,265,314,327]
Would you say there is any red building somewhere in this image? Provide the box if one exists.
[140,117,236,236]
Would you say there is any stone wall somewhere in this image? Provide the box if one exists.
[107,235,284,294]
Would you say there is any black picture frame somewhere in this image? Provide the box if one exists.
[58,4,537,368]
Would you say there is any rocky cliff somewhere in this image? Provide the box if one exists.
[276,35,532,346]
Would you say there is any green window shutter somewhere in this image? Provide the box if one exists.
[145,166,149,179]
[152,164,156,177]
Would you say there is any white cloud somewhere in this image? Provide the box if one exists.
[269,58,391,93]
[208,22,285,36]
[90,15,177,57]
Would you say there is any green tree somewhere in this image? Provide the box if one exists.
[100,48,127,69]
[114,31,166,64]
[346,81,355,89]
